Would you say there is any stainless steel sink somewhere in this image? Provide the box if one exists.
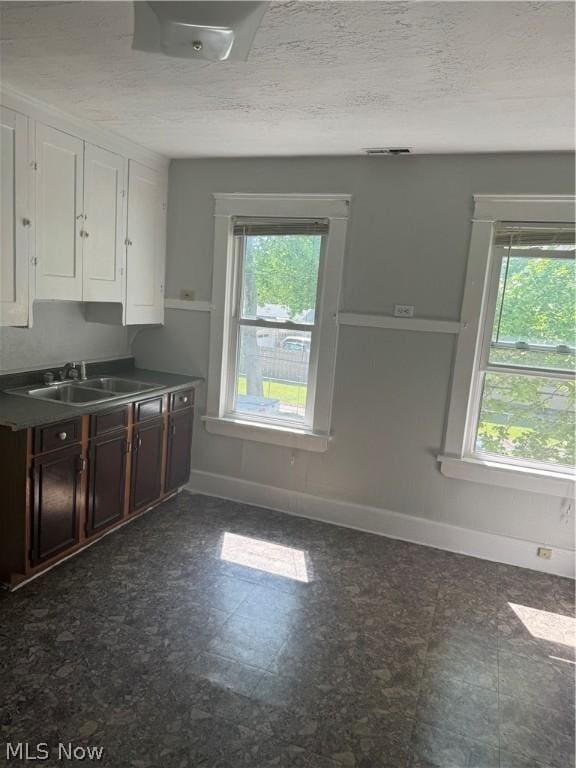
[77,377,159,394]
[5,377,162,407]
[25,384,115,404]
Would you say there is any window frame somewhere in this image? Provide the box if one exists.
[224,226,325,429]
[204,193,350,452]
[440,195,575,498]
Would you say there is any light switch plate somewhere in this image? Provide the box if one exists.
[393,304,415,318]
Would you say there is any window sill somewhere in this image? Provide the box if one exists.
[438,454,575,498]
[203,416,330,452]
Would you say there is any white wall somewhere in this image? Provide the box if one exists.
[133,153,575,558]
[0,302,130,373]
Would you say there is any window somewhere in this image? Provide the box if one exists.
[227,219,325,427]
[474,226,575,468]
[205,194,349,452]
[441,195,575,496]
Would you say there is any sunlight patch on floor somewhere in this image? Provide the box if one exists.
[509,602,576,648]
[220,532,310,582]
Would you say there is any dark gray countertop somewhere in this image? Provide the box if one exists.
[0,368,203,431]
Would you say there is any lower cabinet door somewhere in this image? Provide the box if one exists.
[165,409,193,493]
[130,419,164,512]
[86,432,127,536]
[30,446,82,566]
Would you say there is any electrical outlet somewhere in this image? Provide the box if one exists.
[180,289,194,301]
[537,547,552,560]
[394,304,415,318]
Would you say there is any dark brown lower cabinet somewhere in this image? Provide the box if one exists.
[30,445,82,566]
[0,383,198,588]
[165,408,193,493]
[86,432,127,536]
[130,419,164,512]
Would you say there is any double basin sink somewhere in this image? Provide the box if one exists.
[6,377,162,407]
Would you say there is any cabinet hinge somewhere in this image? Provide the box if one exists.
[121,189,126,198]
[162,202,167,211]
[31,257,38,267]
[30,161,38,171]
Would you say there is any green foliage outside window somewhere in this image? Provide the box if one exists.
[477,253,575,467]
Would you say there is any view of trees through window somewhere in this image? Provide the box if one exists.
[476,249,575,468]
[233,231,575,463]
[234,233,321,422]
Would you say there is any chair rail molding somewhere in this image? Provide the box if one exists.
[164,299,213,312]
[338,313,461,334]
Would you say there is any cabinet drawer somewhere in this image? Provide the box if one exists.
[33,418,82,454]
[170,389,194,412]
[134,396,164,423]
[90,406,129,438]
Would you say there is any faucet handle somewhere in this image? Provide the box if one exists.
[42,371,55,385]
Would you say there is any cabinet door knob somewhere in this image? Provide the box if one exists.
[22,218,31,228]
[125,238,133,247]
[182,396,189,404]
[58,432,67,441]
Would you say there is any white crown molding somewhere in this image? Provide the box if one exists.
[338,313,461,334]
[1,84,169,171]
[187,469,575,578]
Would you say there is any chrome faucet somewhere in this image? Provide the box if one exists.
[59,361,87,381]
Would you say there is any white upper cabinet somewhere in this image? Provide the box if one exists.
[0,107,30,326]
[0,91,168,326]
[35,123,84,301]
[83,144,126,303]
[125,160,165,325]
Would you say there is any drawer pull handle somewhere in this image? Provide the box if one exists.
[58,431,67,441]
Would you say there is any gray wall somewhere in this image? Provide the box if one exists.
[133,153,575,551]
[0,302,130,373]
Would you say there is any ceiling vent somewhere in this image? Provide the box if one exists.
[133,1,269,62]
[364,148,411,156]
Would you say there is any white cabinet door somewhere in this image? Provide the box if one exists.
[125,161,165,325]
[83,143,126,302]
[35,124,83,301]
[0,107,30,326]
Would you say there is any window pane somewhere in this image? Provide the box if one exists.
[489,346,575,373]
[475,372,575,468]
[234,327,311,423]
[489,250,575,372]
[239,234,322,323]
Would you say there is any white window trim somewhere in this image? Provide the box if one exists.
[204,193,350,452]
[440,194,575,498]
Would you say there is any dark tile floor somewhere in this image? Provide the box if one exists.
[1,491,574,768]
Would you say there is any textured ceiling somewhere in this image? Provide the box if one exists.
[0,1,574,158]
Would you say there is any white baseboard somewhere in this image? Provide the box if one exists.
[186,470,575,579]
